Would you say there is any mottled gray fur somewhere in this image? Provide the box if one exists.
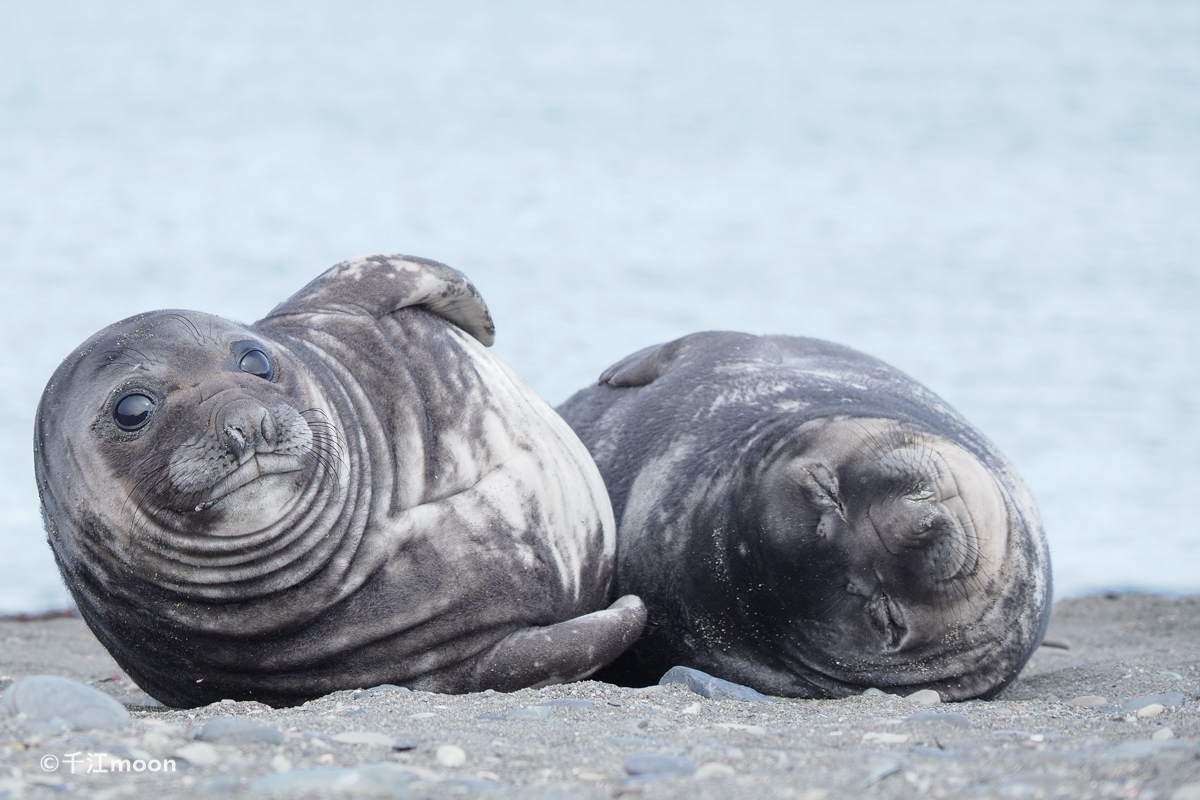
[36,255,645,708]
[557,332,1050,700]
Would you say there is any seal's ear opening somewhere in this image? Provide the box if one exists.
[261,254,497,346]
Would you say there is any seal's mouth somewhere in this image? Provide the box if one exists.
[167,401,314,509]
[193,453,307,510]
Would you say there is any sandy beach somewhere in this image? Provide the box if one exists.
[0,593,1198,799]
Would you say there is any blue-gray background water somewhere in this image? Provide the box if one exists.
[1,1,1197,612]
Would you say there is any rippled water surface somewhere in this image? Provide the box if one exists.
[1,1,1198,611]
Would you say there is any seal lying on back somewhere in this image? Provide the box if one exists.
[35,254,645,708]
[557,332,1050,700]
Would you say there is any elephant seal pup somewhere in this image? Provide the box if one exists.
[557,332,1050,700]
[35,254,645,708]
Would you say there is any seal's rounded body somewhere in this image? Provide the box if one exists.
[557,332,1050,700]
[36,255,645,707]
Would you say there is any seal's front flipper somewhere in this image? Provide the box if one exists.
[474,595,648,692]
[262,253,496,345]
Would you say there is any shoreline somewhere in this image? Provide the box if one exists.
[2,593,1199,799]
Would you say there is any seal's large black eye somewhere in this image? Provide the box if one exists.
[238,349,272,379]
[114,394,156,431]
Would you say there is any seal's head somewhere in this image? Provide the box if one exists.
[730,416,1028,697]
[36,311,336,589]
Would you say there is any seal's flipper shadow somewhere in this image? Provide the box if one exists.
[474,595,647,692]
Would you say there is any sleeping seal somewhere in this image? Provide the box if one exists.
[35,254,645,708]
[557,332,1050,700]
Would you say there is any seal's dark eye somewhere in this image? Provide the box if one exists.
[114,394,155,431]
[238,349,272,379]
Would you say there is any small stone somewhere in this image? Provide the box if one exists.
[1173,783,1200,800]
[354,684,411,699]
[659,666,774,702]
[436,744,467,767]
[270,754,292,772]
[1107,739,1195,759]
[409,712,436,720]
[862,756,904,787]
[195,775,241,796]
[693,762,736,780]
[1137,704,1164,718]
[1124,693,1185,712]
[331,731,397,747]
[713,723,766,736]
[904,689,941,707]
[862,688,890,697]
[1068,695,1108,707]
[862,732,909,744]
[1152,728,1175,740]
[174,741,221,766]
[535,699,595,709]
[682,703,701,715]
[248,764,421,795]
[0,675,130,731]
[624,753,698,777]
[906,712,969,727]
[508,706,554,720]
[195,717,284,745]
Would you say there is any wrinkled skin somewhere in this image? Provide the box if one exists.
[557,332,1050,700]
[35,255,645,708]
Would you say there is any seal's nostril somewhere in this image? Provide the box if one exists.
[260,409,277,445]
[219,401,274,459]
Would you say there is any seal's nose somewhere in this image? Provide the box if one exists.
[218,399,278,462]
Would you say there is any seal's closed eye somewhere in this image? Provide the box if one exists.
[238,349,272,379]
[114,394,155,431]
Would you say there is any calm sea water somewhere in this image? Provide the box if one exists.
[1,1,1198,612]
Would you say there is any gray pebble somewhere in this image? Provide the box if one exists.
[862,756,904,787]
[475,713,506,721]
[906,711,970,727]
[1122,693,1185,711]
[658,666,774,703]
[904,689,941,707]
[536,699,595,709]
[195,716,284,745]
[195,775,242,796]
[442,778,507,794]
[248,764,422,795]
[508,706,554,720]
[354,684,411,699]
[0,675,129,731]
[624,753,698,777]
[1106,739,1197,760]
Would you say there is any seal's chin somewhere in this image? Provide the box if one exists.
[196,453,307,510]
